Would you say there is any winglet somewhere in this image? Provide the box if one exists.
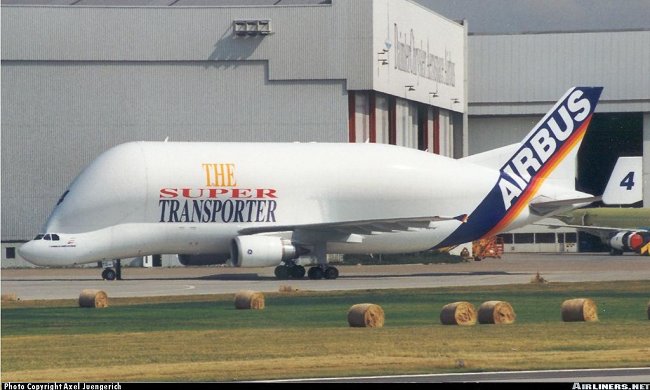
[602,156,643,205]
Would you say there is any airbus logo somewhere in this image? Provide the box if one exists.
[497,90,592,210]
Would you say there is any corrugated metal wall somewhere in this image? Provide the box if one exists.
[1,3,373,87]
[467,116,538,154]
[469,30,650,115]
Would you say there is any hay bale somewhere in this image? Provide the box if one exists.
[530,271,547,284]
[78,289,108,308]
[278,285,297,293]
[234,290,265,310]
[1,293,18,302]
[440,301,477,326]
[477,300,516,324]
[561,298,598,322]
[347,303,385,328]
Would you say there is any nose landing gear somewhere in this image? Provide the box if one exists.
[101,259,122,281]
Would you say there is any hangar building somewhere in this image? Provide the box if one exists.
[1,1,648,267]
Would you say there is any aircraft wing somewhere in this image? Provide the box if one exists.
[238,214,469,240]
[528,195,601,216]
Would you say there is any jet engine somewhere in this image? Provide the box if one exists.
[609,231,648,252]
[177,254,229,266]
[230,235,306,267]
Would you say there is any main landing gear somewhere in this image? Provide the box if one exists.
[307,265,339,280]
[273,243,340,280]
[274,263,306,279]
[273,263,340,280]
[101,259,122,281]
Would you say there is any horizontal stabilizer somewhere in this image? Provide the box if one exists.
[529,195,600,216]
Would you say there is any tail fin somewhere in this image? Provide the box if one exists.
[437,87,603,247]
[497,87,603,211]
[602,156,643,205]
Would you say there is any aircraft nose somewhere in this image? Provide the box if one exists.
[17,241,45,266]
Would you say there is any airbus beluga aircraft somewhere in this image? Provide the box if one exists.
[20,86,605,280]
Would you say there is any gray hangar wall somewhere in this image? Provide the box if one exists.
[1,2,377,242]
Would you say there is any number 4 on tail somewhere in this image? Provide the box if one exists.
[620,171,635,190]
[602,157,642,205]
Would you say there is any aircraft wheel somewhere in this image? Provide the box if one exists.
[274,265,290,279]
[102,268,116,281]
[290,265,306,279]
[307,266,324,280]
[609,248,624,256]
[324,266,339,280]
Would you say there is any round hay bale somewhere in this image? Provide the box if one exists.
[347,303,385,328]
[234,290,265,310]
[78,289,108,308]
[477,300,516,324]
[561,298,598,322]
[440,301,477,326]
[1,293,18,302]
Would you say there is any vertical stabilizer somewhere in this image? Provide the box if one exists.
[602,156,643,205]
[437,87,603,247]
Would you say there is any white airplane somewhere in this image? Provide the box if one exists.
[20,86,606,280]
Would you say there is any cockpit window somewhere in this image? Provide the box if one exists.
[56,190,69,206]
[42,234,60,241]
[51,234,60,241]
[34,234,45,240]
[44,234,51,240]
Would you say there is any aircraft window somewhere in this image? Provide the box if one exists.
[34,234,45,240]
[51,234,60,241]
[44,234,51,241]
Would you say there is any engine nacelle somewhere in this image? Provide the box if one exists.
[230,236,304,267]
[609,231,647,252]
[177,254,229,266]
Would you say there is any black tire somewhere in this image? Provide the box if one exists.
[609,248,623,256]
[102,268,116,281]
[274,265,290,279]
[307,266,324,280]
[324,266,339,280]
[290,265,306,279]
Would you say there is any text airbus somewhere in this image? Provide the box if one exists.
[498,89,591,210]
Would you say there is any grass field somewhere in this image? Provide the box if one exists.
[2,281,649,381]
